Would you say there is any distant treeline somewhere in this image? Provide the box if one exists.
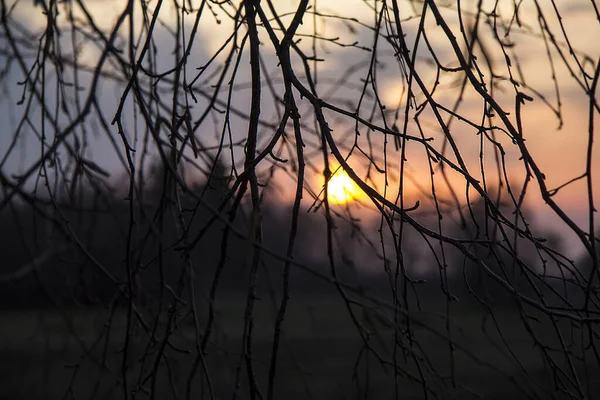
[0,161,596,310]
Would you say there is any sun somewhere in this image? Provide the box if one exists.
[327,169,363,204]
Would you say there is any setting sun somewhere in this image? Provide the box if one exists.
[327,170,364,204]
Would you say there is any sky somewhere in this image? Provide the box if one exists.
[1,0,599,260]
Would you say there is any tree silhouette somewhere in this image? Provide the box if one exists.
[0,0,599,399]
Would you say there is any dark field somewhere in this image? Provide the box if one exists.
[1,293,598,400]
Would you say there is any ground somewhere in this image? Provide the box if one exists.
[0,294,597,399]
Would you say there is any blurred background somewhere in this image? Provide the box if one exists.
[0,0,599,399]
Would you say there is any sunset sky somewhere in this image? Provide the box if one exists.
[1,0,599,259]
